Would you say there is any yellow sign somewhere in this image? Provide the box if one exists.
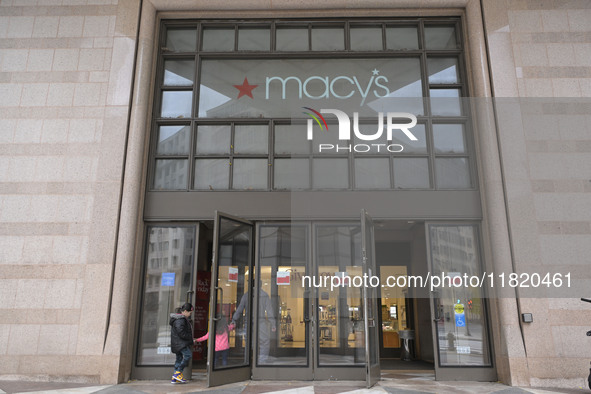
[454,303,464,314]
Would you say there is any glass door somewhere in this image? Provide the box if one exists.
[207,211,254,387]
[251,223,313,380]
[133,225,199,380]
[425,223,496,381]
[361,209,380,388]
[313,222,366,381]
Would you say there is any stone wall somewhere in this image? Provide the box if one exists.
[483,0,591,388]
[0,0,139,383]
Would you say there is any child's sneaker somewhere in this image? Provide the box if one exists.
[172,371,187,383]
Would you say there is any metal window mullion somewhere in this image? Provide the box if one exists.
[381,23,387,51]
[229,122,235,189]
[426,118,436,190]
[234,24,239,52]
[344,21,350,51]
[271,21,276,52]
[419,19,436,190]
[270,120,276,190]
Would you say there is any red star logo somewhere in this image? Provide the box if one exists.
[233,77,258,99]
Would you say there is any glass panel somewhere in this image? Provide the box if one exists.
[273,158,310,190]
[276,27,308,51]
[215,217,252,369]
[435,158,471,189]
[350,27,382,51]
[194,159,229,190]
[198,58,424,118]
[137,226,195,365]
[163,60,194,86]
[354,158,390,189]
[161,91,192,118]
[238,27,270,51]
[153,159,188,190]
[311,27,344,51]
[232,159,268,190]
[393,158,430,189]
[430,89,462,116]
[165,28,196,52]
[428,58,459,84]
[202,28,234,52]
[257,225,309,365]
[393,124,427,154]
[313,123,342,155]
[379,266,409,348]
[156,125,190,155]
[196,125,231,155]
[385,26,418,50]
[234,125,268,154]
[433,124,466,154]
[312,158,349,189]
[424,26,457,49]
[429,225,491,366]
[316,224,364,365]
[275,125,310,154]
[368,58,424,116]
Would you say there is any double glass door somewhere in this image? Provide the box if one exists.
[208,212,379,387]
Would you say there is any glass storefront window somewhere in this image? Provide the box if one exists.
[257,225,309,366]
[163,60,194,86]
[196,125,231,155]
[194,159,229,190]
[354,158,391,189]
[137,226,195,366]
[232,159,268,190]
[273,158,310,190]
[165,28,196,52]
[234,125,269,154]
[156,125,190,155]
[386,26,418,50]
[238,27,271,51]
[276,27,308,51]
[424,26,457,50]
[428,225,491,367]
[435,158,471,189]
[202,27,234,52]
[161,91,192,118]
[315,224,364,366]
[151,19,472,191]
[311,27,344,51]
[153,159,187,190]
[312,158,349,189]
[350,27,382,51]
[433,124,466,154]
[393,158,430,189]
[428,57,459,84]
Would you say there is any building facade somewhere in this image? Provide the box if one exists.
[0,0,590,389]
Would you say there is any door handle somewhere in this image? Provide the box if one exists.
[303,290,311,323]
[213,287,223,321]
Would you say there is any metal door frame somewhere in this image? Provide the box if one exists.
[207,211,254,387]
[361,209,381,388]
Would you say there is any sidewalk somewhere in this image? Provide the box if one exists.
[1,371,588,394]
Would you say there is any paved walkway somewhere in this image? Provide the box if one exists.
[0,371,588,394]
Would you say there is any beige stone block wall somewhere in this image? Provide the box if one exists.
[0,0,139,384]
[483,0,591,389]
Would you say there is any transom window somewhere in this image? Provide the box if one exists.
[150,19,473,191]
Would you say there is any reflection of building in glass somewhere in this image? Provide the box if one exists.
[139,228,194,365]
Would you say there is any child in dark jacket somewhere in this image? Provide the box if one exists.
[169,303,197,384]
[196,315,235,367]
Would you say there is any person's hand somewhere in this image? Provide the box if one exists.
[271,326,276,332]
